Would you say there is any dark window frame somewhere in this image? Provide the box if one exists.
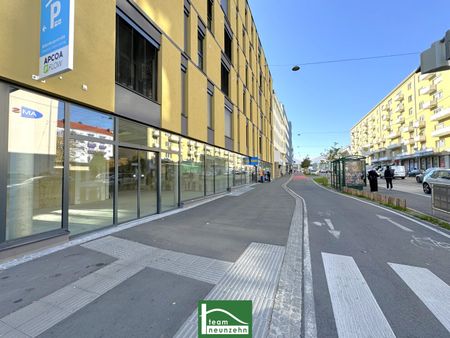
[116,15,158,102]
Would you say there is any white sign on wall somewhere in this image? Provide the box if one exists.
[39,0,75,79]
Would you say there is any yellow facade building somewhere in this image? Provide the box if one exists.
[351,69,450,170]
[0,0,274,255]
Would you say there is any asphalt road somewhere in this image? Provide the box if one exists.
[289,176,450,338]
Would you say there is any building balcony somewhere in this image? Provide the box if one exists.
[413,120,426,129]
[394,115,405,124]
[419,73,436,81]
[402,125,414,133]
[387,142,402,150]
[431,126,450,138]
[414,135,426,142]
[394,93,404,102]
[389,131,401,139]
[419,84,437,96]
[382,125,391,131]
[402,138,414,145]
[421,99,438,110]
[394,105,405,114]
[430,108,450,121]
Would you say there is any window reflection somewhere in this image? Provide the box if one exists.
[118,118,160,148]
[181,138,205,201]
[70,105,114,139]
[161,152,179,211]
[215,148,229,193]
[6,89,64,240]
[205,146,215,195]
[68,141,114,235]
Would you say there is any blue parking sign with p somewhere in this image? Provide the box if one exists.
[39,0,74,79]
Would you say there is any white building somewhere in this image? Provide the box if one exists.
[272,92,290,177]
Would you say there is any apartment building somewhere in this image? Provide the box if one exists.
[351,69,450,170]
[0,0,274,257]
[272,91,290,177]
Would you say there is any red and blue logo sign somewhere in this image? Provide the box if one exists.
[12,107,44,119]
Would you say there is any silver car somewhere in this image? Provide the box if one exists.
[422,169,450,194]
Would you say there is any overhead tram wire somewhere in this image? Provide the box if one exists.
[266,52,420,71]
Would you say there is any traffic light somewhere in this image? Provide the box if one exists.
[420,30,450,74]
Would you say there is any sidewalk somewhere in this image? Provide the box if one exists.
[0,177,297,337]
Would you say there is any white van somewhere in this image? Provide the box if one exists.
[391,165,406,179]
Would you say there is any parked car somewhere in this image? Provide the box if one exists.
[422,169,450,194]
[416,167,438,183]
[408,168,422,177]
[391,165,406,179]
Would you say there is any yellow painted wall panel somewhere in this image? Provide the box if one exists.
[0,0,116,112]
[214,92,225,147]
[187,63,207,142]
[160,36,181,133]
[192,0,207,24]
[134,0,184,50]
[205,32,221,86]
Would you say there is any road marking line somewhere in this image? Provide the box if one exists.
[324,219,341,239]
[310,179,450,239]
[282,180,317,337]
[389,263,450,332]
[376,214,413,232]
[313,221,322,227]
[322,253,395,338]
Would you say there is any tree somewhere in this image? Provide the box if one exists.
[322,142,341,161]
[301,157,311,169]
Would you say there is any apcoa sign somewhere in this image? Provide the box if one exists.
[39,0,74,79]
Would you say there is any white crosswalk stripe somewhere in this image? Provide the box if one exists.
[322,252,395,338]
[322,252,450,337]
[389,263,450,333]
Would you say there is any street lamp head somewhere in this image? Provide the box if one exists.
[292,65,301,72]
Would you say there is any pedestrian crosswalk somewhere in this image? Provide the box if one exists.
[321,252,450,337]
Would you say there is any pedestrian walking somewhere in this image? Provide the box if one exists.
[367,168,379,192]
[384,165,394,190]
[259,168,265,183]
[266,170,271,182]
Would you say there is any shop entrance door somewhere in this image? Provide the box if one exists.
[118,148,158,223]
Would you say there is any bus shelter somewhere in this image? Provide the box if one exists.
[330,155,366,190]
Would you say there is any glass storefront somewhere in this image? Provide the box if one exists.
[6,89,64,240]
[205,146,215,195]
[117,148,157,223]
[214,148,229,193]
[68,106,115,235]
[161,153,179,211]
[68,141,114,235]
[0,83,262,246]
[181,139,205,201]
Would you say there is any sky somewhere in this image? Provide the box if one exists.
[248,0,450,161]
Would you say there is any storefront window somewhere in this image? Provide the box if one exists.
[214,148,229,193]
[70,105,114,140]
[118,118,160,148]
[6,89,64,240]
[205,146,215,195]
[161,152,179,211]
[161,132,180,152]
[181,138,205,201]
[68,141,114,234]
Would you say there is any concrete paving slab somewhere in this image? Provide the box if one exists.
[39,268,212,338]
[0,246,115,318]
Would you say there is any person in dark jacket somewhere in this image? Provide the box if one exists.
[368,168,379,192]
[384,166,394,190]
